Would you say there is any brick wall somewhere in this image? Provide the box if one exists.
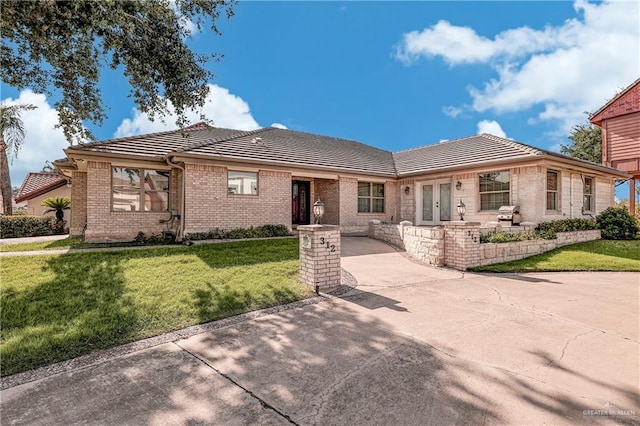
[315,178,340,225]
[184,164,291,234]
[298,225,341,293]
[70,171,87,237]
[368,221,444,266]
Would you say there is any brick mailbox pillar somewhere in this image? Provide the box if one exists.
[298,225,341,294]
[443,221,481,270]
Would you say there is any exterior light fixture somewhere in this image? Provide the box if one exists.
[456,199,466,221]
[404,186,410,195]
[313,197,325,224]
[455,181,462,190]
[66,179,72,188]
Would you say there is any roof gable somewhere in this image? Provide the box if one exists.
[590,78,640,125]
[15,172,67,203]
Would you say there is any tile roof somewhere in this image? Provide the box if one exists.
[393,134,543,176]
[15,172,67,203]
[393,134,627,177]
[70,126,397,176]
[66,127,627,178]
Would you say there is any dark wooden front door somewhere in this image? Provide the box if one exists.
[292,181,310,225]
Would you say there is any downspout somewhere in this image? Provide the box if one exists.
[165,153,186,242]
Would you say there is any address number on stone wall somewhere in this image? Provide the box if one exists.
[319,237,336,252]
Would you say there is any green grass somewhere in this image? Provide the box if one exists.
[0,237,164,252]
[471,239,640,272]
[0,239,312,376]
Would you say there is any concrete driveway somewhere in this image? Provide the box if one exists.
[2,237,639,425]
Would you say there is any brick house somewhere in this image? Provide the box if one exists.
[54,127,629,242]
[14,172,71,222]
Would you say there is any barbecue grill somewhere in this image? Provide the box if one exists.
[497,205,521,225]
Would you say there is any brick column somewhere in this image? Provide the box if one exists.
[69,171,87,237]
[443,222,481,270]
[298,225,341,293]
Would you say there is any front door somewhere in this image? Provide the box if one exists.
[292,181,311,225]
[417,180,452,225]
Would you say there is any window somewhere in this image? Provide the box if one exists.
[583,177,594,212]
[546,170,559,210]
[112,167,169,212]
[478,171,509,210]
[358,182,385,213]
[228,171,258,195]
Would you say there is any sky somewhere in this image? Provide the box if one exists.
[2,0,639,198]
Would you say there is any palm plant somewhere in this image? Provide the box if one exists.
[1,103,37,215]
[41,196,71,221]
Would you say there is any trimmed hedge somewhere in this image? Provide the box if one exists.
[536,218,598,232]
[480,229,556,244]
[0,216,67,238]
[185,224,291,241]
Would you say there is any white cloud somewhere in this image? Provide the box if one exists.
[115,84,260,138]
[396,0,639,137]
[2,90,69,187]
[442,105,464,118]
[270,123,288,129]
[477,120,507,138]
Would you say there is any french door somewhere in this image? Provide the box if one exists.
[417,180,452,225]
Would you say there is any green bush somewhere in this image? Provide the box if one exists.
[185,224,291,241]
[536,218,598,232]
[596,207,639,240]
[480,230,556,244]
[0,215,67,238]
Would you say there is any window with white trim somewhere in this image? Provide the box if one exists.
[478,171,509,211]
[583,176,594,212]
[358,182,385,213]
[546,170,559,211]
[112,167,169,212]
[228,171,258,195]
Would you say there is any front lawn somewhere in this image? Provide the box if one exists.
[0,238,312,376]
[470,239,640,272]
[0,237,165,252]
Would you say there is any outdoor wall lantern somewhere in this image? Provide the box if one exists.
[455,181,462,190]
[66,179,72,188]
[313,197,325,224]
[404,186,410,195]
[456,199,466,221]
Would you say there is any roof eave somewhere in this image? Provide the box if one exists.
[15,180,67,203]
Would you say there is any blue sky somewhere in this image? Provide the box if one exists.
[2,0,639,198]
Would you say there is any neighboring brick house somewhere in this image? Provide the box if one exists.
[590,77,640,215]
[54,127,628,242]
[14,172,71,222]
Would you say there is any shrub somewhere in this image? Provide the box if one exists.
[480,230,556,244]
[133,231,176,245]
[596,207,639,240]
[185,224,291,241]
[0,215,67,238]
[537,218,598,233]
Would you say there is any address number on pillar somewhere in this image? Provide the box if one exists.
[319,237,336,252]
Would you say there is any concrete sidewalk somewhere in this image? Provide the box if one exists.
[2,237,639,425]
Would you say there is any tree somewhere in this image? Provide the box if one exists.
[42,160,55,172]
[560,120,602,164]
[1,0,235,143]
[41,196,71,221]
[1,103,36,215]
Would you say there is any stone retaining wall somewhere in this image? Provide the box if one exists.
[369,220,601,270]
